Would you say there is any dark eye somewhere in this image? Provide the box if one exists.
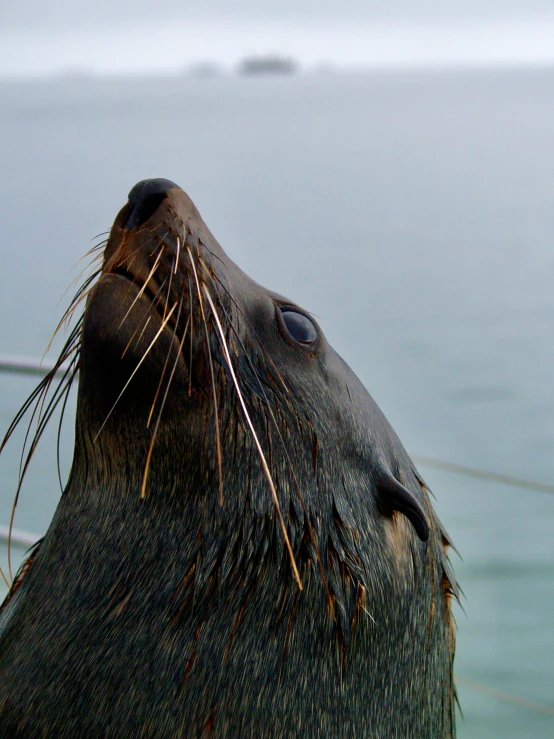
[280,309,318,344]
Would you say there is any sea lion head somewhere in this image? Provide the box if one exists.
[80,178,429,541]
[0,179,457,738]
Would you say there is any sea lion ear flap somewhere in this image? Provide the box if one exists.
[378,472,429,542]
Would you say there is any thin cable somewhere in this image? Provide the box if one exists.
[413,455,554,497]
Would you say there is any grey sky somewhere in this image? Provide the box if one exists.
[2,1,554,76]
[4,0,554,30]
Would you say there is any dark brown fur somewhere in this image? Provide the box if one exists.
[0,180,457,737]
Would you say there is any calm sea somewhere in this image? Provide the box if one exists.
[0,68,553,736]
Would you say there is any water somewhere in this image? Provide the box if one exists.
[1,68,553,736]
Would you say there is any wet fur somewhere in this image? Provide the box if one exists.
[0,184,457,737]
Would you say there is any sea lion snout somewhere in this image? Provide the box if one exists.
[124,178,182,229]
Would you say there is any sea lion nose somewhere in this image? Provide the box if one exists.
[124,178,181,229]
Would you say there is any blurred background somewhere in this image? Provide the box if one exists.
[1,1,553,736]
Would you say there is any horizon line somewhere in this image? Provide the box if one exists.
[3,58,554,83]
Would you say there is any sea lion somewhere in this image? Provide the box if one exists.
[0,179,457,738]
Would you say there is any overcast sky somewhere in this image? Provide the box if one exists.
[4,0,554,28]
[2,1,554,76]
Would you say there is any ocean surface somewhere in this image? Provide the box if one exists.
[0,68,553,736]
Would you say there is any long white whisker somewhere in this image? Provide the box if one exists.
[174,235,181,274]
[141,310,190,498]
[187,249,224,506]
[203,285,303,591]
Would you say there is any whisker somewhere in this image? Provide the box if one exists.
[89,230,110,242]
[146,301,186,428]
[74,242,107,270]
[21,326,82,479]
[7,358,79,580]
[198,267,329,602]
[93,302,178,443]
[56,363,80,492]
[48,287,92,346]
[63,249,104,295]
[206,269,291,396]
[141,302,189,499]
[163,254,175,323]
[45,271,99,356]
[201,268,299,435]
[187,249,224,507]
[117,246,165,330]
[2,345,79,496]
[203,285,303,591]
[121,277,168,359]
[187,274,194,397]
[58,242,103,301]
[198,267,321,532]
[121,316,152,359]
[17,348,80,481]
[207,293,331,604]
[174,235,182,275]
[111,236,163,274]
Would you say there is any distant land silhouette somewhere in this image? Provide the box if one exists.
[237,55,298,75]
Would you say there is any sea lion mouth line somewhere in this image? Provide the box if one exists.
[92,299,181,446]
[112,268,162,311]
[107,265,183,346]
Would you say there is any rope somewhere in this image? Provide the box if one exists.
[413,455,554,497]
[457,677,554,717]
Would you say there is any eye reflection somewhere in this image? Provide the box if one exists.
[280,309,318,345]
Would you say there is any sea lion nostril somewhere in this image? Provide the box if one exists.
[124,178,181,229]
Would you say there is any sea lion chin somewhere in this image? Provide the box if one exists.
[0,178,457,738]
